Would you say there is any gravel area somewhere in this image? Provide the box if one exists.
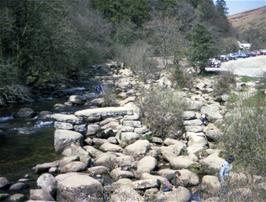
[206,55,266,77]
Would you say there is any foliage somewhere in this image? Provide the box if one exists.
[215,0,228,16]
[139,88,186,138]
[118,40,158,81]
[187,24,218,72]
[91,0,150,26]
[102,86,119,107]
[175,64,194,89]
[222,101,266,176]
[214,72,236,96]
[0,0,112,87]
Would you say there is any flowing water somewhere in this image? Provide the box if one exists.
[0,82,98,182]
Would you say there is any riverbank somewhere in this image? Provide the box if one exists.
[0,62,265,201]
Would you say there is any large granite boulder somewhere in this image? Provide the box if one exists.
[75,107,133,119]
[29,189,55,201]
[56,172,103,202]
[110,187,144,202]
[54,130,83,153]
[137,156,157,174]
[37,173,57,196]
[201,175,221,194]
[125,140,150,157]
[201,105,223,122]
[50,114,82,124]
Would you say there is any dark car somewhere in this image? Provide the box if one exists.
[238,51,248,58]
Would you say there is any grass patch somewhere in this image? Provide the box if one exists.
[240,76,257,83]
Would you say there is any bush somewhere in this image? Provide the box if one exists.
[214,72,236,96]
[102,86,119,107]
[222,104,266,176]
[175,64,194,89]
[118,40,158,81]
[139,88,186,138]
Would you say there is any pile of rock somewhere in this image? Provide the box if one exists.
[27,68,265,202]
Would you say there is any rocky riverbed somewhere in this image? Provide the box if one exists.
[0,63,265,201]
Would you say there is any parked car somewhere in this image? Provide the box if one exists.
[246,51,256,57]
[238,51,248,58]
[227,53,237,60]
[208,58,221,68]
[219,55,230,62]
[260,49,266,55]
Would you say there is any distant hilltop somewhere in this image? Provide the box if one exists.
[228,6,266,30]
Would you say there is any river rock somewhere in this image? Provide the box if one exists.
[9,193,26,202]
[177,169,199,186]
[201,175,221,194]
[121,126,134,132]
[9,182,28,191]
[88,166,109,176]
[69,95,86,105]
[54,129,83,153]
[60,161,87,173]
[84,146,103,159]
[0,177,9,189]
[16,107,35,118]
[0,193,9,201]
[95,153,117,169]
[50,113,82,124]
[115,154,135,167]
[56,172,103,202]
[184,119,202,126]
[123,121,141,128]
[91,98,105,106]
[141,173,166,183]
[201,105,223,122]
[158,186,191,202]
[99,142,123,152]
[110,168,134,181]
[125,140,150,157]
[204,124,223,141]
[74,124,86,133]
[133,179,159,190]
[54,122,73,130]
[30,189,55,201]
[33,161,59,173]
[185,125,204,133]
[62,144,90,165]
[110,187,144,202]
[169,156,195,169]
[187,132,208,146]
[36,173,57,196]
[187,100,203,111]
[137,156,157,174]
[200,151,225,170]
[75,107,133,119]
[163,138,185,147]
[116,132,140,146]
[183,111,196,120]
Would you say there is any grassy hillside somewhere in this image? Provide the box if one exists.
[228,6,266,49]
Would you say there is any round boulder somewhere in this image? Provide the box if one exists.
[37,173,57,196]
[56,172,103,202]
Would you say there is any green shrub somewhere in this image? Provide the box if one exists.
[222,105,266,176]
[214,72,236,96]
[175,64,194,89]
[139,88,186,138]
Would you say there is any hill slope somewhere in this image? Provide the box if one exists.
[228,6,266,49]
